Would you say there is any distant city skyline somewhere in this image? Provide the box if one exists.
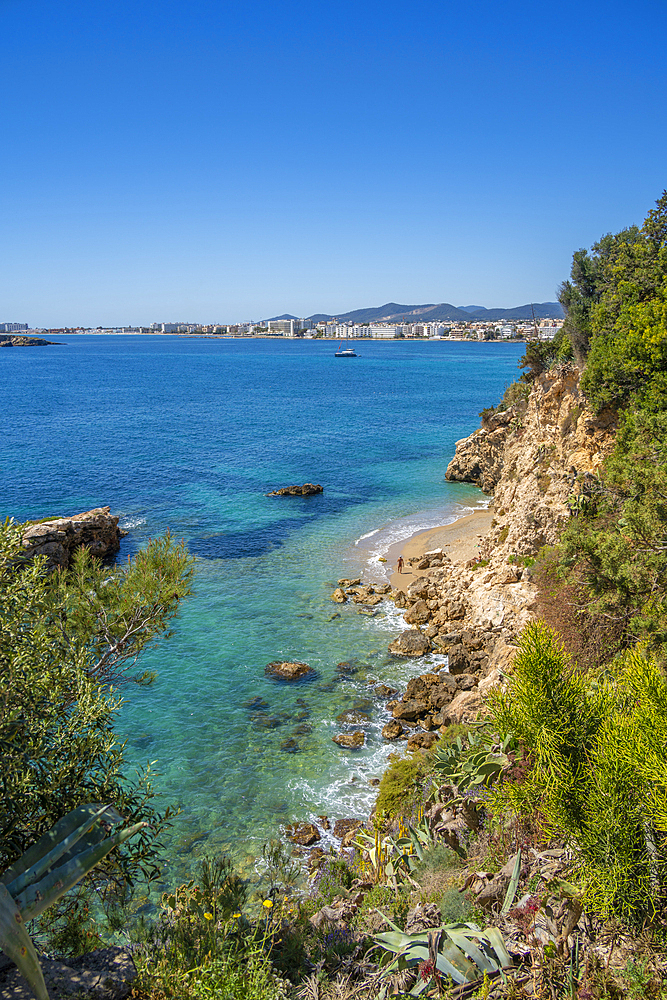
[1,0,666,327]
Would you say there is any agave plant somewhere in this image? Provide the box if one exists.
[0,803,145,1000]
[431,725,513,800]
[373,916,512,997]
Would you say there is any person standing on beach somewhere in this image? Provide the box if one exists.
[397,556,404,574]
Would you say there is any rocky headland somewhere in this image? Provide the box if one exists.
[0,335,61,347]
[21,507,126,569]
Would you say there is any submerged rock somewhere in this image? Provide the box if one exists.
[336,709,371,724]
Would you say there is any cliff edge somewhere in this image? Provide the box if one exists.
[446,364,617,560]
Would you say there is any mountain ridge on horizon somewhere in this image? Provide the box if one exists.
[268,300,564,324]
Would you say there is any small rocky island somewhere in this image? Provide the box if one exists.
[266,483,323,496]
[0,335,62,346]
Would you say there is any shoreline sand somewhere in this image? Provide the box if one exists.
[387,507,494,591]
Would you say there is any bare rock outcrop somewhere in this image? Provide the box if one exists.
[21,507,124,570]
[267,483,323,496]
[446,365,617,560]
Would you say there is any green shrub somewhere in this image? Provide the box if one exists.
[375,753,430,821]
[489,622,667,924]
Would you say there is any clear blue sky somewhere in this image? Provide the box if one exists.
[1,0,666,326]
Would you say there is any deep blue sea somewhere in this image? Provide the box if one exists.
[1,335,523,887]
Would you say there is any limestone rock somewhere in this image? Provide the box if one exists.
[407,731,438,751]
[443,689,482,724]
[265,660,313,681]
[407,577,431,599]
[285,821,321,846]
[333,818,363,840]
[333,731,364,748]
[21,507,124,570]
[382,719,404,740]
[388,630,432,657]
[404,599,431,625]
[405,902,442,933]
[392,698,430,722]
[331,588,347,603]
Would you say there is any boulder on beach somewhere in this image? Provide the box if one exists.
[265,660,314,681]
[331,588,347,603]
[267,483,323,496]
[332,731,365,749]
[388,630,432,657]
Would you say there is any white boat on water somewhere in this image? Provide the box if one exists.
[335,331,358,357]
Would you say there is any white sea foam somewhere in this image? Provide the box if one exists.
[355,527,380,545]
[119,515,147,529]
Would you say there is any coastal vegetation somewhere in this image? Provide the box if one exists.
[0,520,193,947]
[5,193,667,999]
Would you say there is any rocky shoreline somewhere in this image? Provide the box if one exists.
[284,365,619,857]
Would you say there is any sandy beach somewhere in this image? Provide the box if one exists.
[387,508,494,591]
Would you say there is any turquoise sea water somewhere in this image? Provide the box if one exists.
[1,335,523,885]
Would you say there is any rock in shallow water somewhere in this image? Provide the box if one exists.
[265,660,313,681]
[388,630,432,657]
[332,731,365,748]
[285,821,321,846]
[267,483,323,496]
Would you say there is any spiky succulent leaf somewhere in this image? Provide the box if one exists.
[6,806,114,896]
[14,821,146,921]
[0,883,48,1000]
[2,804,123,886]
[500,850,522,916]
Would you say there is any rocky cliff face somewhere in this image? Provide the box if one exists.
[446,364,617,559]
[22,507,125,569]
[380,366,620,731]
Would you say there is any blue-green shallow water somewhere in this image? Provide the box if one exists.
[1,335,523,885]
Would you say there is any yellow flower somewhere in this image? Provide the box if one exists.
[204,912,213,921]
[262,899,273,909]
[232,912,241,919]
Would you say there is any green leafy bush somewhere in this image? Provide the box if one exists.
[0,518,193,933]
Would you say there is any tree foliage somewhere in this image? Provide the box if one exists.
[545,193,667,660]
[0,519,193,905]
[490,623,667,924]
[556,190,667,402]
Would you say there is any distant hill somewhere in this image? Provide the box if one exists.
[268,301,564,324]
